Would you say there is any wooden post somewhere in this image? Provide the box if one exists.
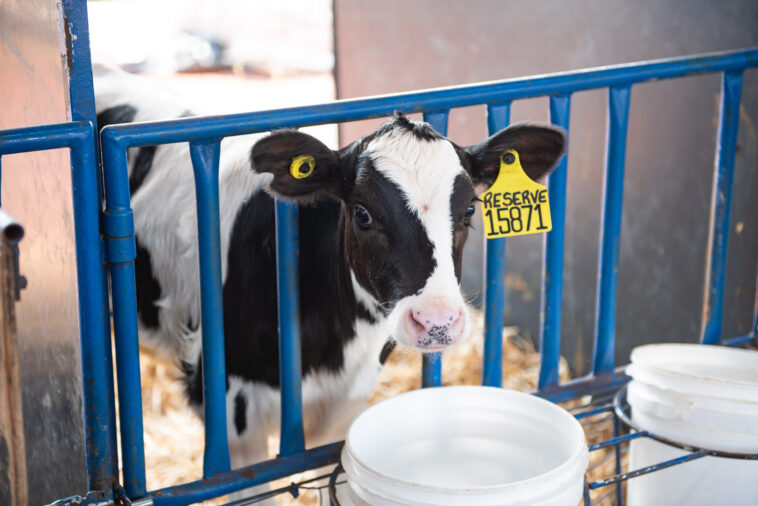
[0,238,28,506]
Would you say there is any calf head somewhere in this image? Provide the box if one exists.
[252,114,565,352]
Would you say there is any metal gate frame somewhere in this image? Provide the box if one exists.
[0,6,756,503]
[96,47,758,504]
[0,121,117,501]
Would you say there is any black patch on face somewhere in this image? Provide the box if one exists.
[234,391,247,435]
[96,104,137,130]
[449,173,476,281]
[134,238,162,328]
[130,146,156,195]
[346,159,436,306]
[379,340,396,365]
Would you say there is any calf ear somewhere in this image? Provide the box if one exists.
[465,123,566,189]
[251,130,343,202]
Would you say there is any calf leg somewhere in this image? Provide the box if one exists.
[226,426,278,505]
[225,382,279,505]
[300,397,369,500]
[306,397,367,449]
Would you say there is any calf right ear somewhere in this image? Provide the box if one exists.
[465,123,566,190]
[251,130,344,202]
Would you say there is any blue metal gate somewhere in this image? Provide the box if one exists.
[1,41,757,505]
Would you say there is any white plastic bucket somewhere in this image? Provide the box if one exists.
[627,343,758,506]
[340,386,588,505]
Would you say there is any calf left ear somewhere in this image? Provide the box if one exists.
[465,123,566,189]
[251,130,343,202]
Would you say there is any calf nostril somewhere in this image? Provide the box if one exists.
[409,311,426,333]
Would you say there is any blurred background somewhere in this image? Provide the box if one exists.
[3,1,757,504]
[89,0,758,376]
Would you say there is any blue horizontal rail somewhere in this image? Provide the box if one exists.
[149,442,341,506]
[0,122,118,493]
[100,47,758,149]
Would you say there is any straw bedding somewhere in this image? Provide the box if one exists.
[134,310,619,505]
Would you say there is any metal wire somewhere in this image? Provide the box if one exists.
[575,405,613,419]
[591,485,617,505]
[328,464,345,506]
[580,413,615,427]
[219,471,338,506]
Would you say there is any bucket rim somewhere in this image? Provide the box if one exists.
[630,343,758,390]
[342,386,588,498]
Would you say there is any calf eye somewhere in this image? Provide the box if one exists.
[463,202,476,227]
[354,204,373,228]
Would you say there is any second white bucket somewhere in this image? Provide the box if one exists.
[340,386,588,506]
[627,343,758,506]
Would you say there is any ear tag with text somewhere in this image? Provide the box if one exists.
[290,154,315,179]
[481,149,552,239]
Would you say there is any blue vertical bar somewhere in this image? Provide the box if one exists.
[538,94,571,390]
[421,353,442,388]
[482,102,510,387]
[702,70,744,345]
[0,122,118,493]
[100,140,147,498]
[62,0,120,488]
[189,141,232,475]
[275,200,306,455]
[70,128,119,492]
[421,110,450,388]
[593,85,631,375]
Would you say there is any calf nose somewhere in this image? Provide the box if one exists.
[406,302,464,349]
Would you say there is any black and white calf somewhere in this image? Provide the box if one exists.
[95,67,565,486]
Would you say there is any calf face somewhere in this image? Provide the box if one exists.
[252,114,565,351]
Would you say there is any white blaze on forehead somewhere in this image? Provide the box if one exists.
[366,128,467,294]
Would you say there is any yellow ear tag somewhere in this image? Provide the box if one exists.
[289,154,315,179]
[481,149,552,238]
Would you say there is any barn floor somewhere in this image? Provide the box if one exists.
[133,309,622,505]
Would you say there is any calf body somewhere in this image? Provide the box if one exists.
[95,67,565,495]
